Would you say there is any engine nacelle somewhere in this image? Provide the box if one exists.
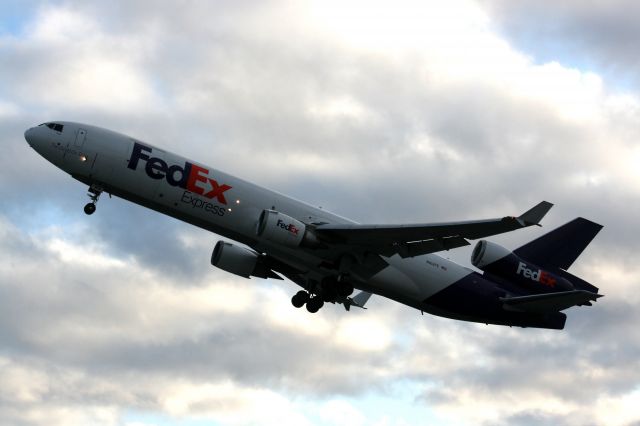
[471,240,574,292]
[211,241,259,278]
[256,210,321,248]
[471,240,513,269]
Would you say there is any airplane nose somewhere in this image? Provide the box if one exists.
[24,125,46,151]
[24,127,34,145]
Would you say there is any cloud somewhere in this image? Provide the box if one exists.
[1,1,640,425]
[485,0,640,78]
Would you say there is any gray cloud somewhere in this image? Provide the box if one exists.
[484,0,640,83]
[490,411,576,426]
[1,1,640,425]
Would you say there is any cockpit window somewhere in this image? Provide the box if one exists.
[45,122,64,132]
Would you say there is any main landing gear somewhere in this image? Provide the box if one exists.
[83,184,103,215]
[291,291,324,313]
[291,290,325,313]
[291,274,355,313]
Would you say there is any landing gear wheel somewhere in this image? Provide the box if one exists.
[306,297,324,313]
[291,291,309,308]
[84,203,96,215]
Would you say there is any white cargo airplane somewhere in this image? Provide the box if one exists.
[25,122,603,329]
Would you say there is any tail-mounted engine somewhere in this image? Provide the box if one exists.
[471,240,574,292]
[256,210,322,248]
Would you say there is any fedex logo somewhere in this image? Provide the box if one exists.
[276,219,299,235]
[516,262,557,287]
[128,142,231,204]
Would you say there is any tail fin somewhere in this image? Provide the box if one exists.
[514,217,603,270]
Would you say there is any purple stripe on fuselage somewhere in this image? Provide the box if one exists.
[423,273,567,330]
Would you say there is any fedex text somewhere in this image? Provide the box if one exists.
[276,219,299,235]
[128,142,231,205]
[516,262,557,287]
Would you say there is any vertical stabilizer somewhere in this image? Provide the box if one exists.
[514,218,602,270]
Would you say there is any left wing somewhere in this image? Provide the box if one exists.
[314,201,553,258]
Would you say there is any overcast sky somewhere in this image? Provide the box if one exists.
[1,1,640,425]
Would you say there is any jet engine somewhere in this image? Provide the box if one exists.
[471,240,513,269]
[256,210,322,248]
[471,240,573,292]
[211,241,261,278]
[211,241,283,279]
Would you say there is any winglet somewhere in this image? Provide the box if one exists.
[517,201,553,226]
[344,291,372,311]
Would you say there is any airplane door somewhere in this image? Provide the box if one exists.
[63,128,93,175]
[75,128,87,147]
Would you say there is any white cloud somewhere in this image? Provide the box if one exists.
[2,1,640,426]
[318,399,366,426]
[161,381,312,426]
[334,317,392,352]
[31,7,100,43]
[311,0,490,53]
[46,236,128,269]
[593,388,640,426]
[6,5,161,114]
[308,95,375,121]
[0,99,20,117]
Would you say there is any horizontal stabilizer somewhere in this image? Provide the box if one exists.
[555,268,599,293]
[501,290,602,313]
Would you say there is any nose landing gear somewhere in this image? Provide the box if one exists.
[83,184,104,215]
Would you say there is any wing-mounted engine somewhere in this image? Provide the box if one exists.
[211,241,281,279]
[256,210,322,248]
[471,240,574,293]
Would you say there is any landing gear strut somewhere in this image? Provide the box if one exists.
[320,275,354,301]
[84,184,103,215]
[336,274,354,297]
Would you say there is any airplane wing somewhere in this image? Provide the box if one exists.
[501,290,603,313]
[314,201,553,258]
